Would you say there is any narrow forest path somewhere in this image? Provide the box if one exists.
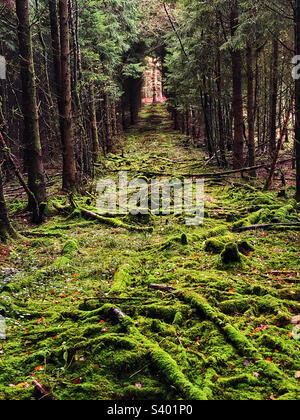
[0,104,299,400]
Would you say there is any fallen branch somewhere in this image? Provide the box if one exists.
[80,208,153,232]
[0,131,43,223]
[53,203,153,233]
[148,283,176,293]
[96,159,294,179]
[32,380,56,401]
[234,223,300,232]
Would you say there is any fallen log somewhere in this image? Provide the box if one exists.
[53,203,153,233]
[95,158,294,179]
[234,223,300,232]
[148,283,176,293]
[80,208,153,233]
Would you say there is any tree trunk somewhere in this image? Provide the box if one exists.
[246,45,256,177]
[152,58,157,105]
[16,0,46,222]
[0,167,16,242]
[269,39,279,157]
[58,0,77,190]
[230,4,244,169]
[295,1,300,202]
[216,24,226,168]
[89,82,99,159]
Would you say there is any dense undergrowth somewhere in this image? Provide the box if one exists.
[0,105,299,400]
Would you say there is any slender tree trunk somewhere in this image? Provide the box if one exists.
[152,58,157,105]
[105,94,113,152]
[216,28,226,168]
[269,39,279,157]
[49,0,62,103]
[246,45,256,177]
[89,82,99,159]
[59,0,77,190]
[295,1,300,201]
[16,0,46,222]
[230,4,244,169]
[0,167,16,242]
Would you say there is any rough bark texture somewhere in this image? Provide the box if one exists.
[230,4,244,169]
[0,167,16,242]
[269,39,279,158]
[296,1,300,202]
[89,82,99,158]
[49,0,62,109]
[246,46,256,177]
[16,0,46,220]
[59,0,77,190]
[216,25,226,168]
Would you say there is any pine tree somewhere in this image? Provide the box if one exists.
[16,0,46,222]
[58,0,77,190]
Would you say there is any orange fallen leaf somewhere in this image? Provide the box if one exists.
[16,382,29,388]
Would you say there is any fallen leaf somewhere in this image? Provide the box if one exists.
[16,382,29,388]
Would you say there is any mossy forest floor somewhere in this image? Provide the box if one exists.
[0,104,299,400]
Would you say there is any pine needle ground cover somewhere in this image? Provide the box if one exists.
[0,105,299,400]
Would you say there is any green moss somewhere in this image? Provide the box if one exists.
[51,256,71,270]
[2,104,299,401]
[221,243,241,264]
[62,239,79,256]
[109,265,132,295]
[205,238,225,254]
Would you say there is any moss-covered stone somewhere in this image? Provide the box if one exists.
[205,238,225,254]
[221,243,241,264]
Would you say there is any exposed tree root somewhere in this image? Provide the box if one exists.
[98,304,207,400]
[53,203,153,232]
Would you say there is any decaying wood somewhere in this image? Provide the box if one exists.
[32,380,56,401]
[54,201,153,232]
[234,222,300,232]
[148,283,176,293]
[97,158,294,179]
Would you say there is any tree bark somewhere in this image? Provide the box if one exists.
[16,0,46,222]
[89,82,99,159]
[58,0,77,190]
[230,4,244,169]
[295,1,300,202]
[0,167,16,242]
[246,45,256,177]
[269,39,279,158]
[216,21,227,168]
